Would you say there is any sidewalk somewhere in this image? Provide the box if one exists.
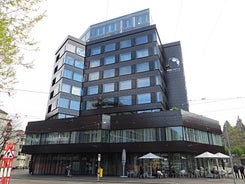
[10,169,243,184]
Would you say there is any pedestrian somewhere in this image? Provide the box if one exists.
[239,163,245,179]
[65,164,72,177]
[233,163,240,179]
[138,165,144,178]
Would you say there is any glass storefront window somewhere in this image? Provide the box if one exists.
[166,127,183,141]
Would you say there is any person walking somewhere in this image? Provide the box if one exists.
[239,163,245,179]
[138,165,144,178]
[233,163,240,179]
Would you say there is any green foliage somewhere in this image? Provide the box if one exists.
[222,120,245,156]
[0,0,46,90]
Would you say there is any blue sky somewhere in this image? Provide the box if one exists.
[1,0,245,129]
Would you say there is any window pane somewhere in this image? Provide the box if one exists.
[137,77,150,88]
[135,13,149,26]
[72,86,82,96]
[75,59,84,69]
[166,127,183,141]
[120,39,131,49]
[119,65,131,75]
[86,100,97,110]
[104,69,115,78]
[73,72,83,82]
[119,80,131,90]
[136,48,149,58]
[59,98,69,108]
[63,69,73,79]
[122,18,133,29]
[137,93,151,104]
[70,100,80,110]
[136,62,149,73]
[120,52,131,62]
[61,83,71,93]
[156,91,163,103]
[119,95,132,105]
[104,56,115,65]
[89,72,99,81]
[76,47,85,57]
[90,59,100,68]
[103,83,114,93]
[91,47,101,56]
[136,35,148,45]
[105,43,116,52]
[66,43,75,53]
[64,55,74,66]
[87,86,98,95]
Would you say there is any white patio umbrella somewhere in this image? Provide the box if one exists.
[195,151,216,177]
[214,152,230,159]
[138,153,162,177]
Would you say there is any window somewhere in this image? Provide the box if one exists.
[63,69,73,79]
[135,13,149,26]
[166,127,183,141]
[120,39,131,49]
[73,72,83,82]
[156,91,163,103]
[89,72,99,81]
[91,47,101,55]
[103,69,115,78]
[85,100,97,110]
[58,98,69,108]
[137,77,150,88]
[137,93,151,104]
[70,100,80,110]
[104,56,115,65]
[135,35,148,45]
[103,83,114,93]
[155,75,162,86]
[61,83,71,93]
[75,59,84,69]
[119,65,131,75]
[120,52,131,62]
[76,47,85,57]
[87,86,98,95]
[136,48,149,58]
[123,18,133,29]
[136,62,149,73]
[119,80,131,90]
[105,43,116,52]
[64,55,74,66]
[90,59,100,68]
[119,95,132,105]
[66,43,75,53]
[72,86,81,96]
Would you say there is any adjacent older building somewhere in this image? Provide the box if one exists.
[22,9,224,176]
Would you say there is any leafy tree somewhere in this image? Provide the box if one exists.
[0,0,46,90]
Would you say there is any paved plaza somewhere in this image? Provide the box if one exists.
[9,169,243,184]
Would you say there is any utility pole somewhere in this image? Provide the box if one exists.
[224,124,236,184]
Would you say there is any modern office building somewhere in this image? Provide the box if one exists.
[22,9,224,176]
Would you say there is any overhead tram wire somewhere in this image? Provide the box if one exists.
[188,96,245,105]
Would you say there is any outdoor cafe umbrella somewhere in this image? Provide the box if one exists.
[138,153,163,177]
[214,152,230,159]
[195,151,216,177]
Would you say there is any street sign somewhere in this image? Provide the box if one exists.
[2,149,14,160]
